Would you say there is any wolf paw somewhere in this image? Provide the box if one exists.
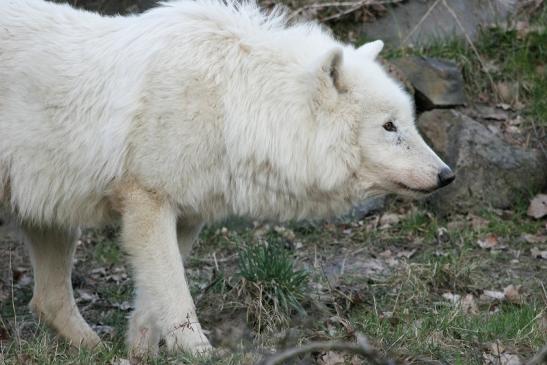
[164,319,212,355]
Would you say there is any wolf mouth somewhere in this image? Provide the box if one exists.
[394,182,436,194]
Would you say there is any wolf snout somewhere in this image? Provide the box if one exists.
[437,167,455,188]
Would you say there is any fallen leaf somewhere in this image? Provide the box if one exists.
[530,247,547,259]
[90,267,107,277]
[489,341,506,355]
[442,292,461,304]
[436,227,450,244]
[527,194,547,219]
[469,214,489,231]
[94,324,114,337]
[461,294,479,314]
[496,102,512,111]
[111,359,131,365]
[483,353,522,365]
[379,213,401,227]
[447,219,466,231]
[17,354,34,365]
[522,234,547,244]
[504,125,521,135]
[379,249,392,258]
[503,285,522,304]
[508,115,523,126]
[477,234,499,249]
[396,249,416,259]
[483,290,505,301]
[76,289,98,304]
[350,355,363,365]
[112,301,132,311]
[495,82,514,103]
[318,351,345,365]
[274,226,296,241]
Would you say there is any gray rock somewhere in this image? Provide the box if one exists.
[417,109,547,214]
[360,0,517,47]
[392,56,466,111]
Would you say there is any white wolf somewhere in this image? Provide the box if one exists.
[0,0,454,356]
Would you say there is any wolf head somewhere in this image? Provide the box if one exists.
[319,40,455,198]
[223,13,453,218]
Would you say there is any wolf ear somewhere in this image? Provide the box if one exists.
[357,40,384,60]
[318,48,346,93]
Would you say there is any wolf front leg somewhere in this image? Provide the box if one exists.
[119,184,211,357]
[23,225,100,348]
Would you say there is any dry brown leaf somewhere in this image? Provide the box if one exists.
[379,213,401,227]
[461,294,479,314]
[447,219,466,231]
[483,353,522,365]
[523,234,547,244]
[94,324,114,336]
[318,351,345,365]
[503,285,523,304]
[483,341,523,365]
[483,290,505,301]
[379,249,392,258]
[527,194,547,219]
[76,289,98,304]
[496,103,512,111]
[274,226,296,241]
[442,292,461,304]
[530,247,547,259]
[396,249,416,259]
[469,214,489,230]
[495,82,514,103]
[111,359,131,365]
[489,341,506,356]
[477,234,499,249]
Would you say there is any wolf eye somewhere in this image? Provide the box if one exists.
[383,121,397,132]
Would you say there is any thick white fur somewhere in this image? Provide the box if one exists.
[0,0,450,356]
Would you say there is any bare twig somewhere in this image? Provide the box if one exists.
[441,0,497,98]
[400,0,441,46]
[289,0,402,22]
[259,333,395,365]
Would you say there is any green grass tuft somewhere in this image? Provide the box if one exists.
[238,242,309,314]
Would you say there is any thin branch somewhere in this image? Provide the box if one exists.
[441,0,497,99]
[289,0,402,22]
[400,0,441,46]
[259,333,395,365]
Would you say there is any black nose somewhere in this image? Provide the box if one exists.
[437,167,455,188]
